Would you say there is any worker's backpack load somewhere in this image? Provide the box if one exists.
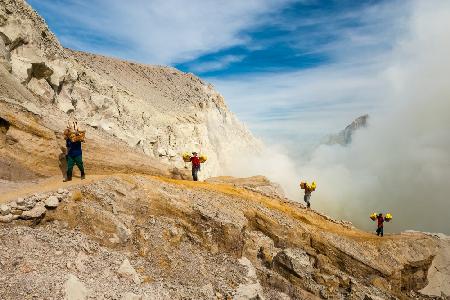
[385,213,393,222]
[64,121,85,143]
[300,181,317,191]
[64,128,85,143]
[182,152,191,162]
[199,155,207,163]
[370,213,377,221]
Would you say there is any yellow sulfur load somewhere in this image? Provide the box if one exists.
[300,181,317,191]
[199,155,207,163]
[385,213,393,222]
[64,129,85,143]
[370,213,377,221]
[182,152,191,162]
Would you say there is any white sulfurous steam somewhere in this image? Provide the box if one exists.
[301,1,450,234]
[227,0,450,234]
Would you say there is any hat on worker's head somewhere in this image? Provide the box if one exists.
[192,152,198,155]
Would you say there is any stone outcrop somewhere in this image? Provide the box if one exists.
[1,175,448,299]
[0,0,262,182]
[325,114,369,146]
[117,258,141,284]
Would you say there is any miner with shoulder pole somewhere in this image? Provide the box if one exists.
[190,152,201,181]
[182,151,207,181]
[300,181,316,208]
[63,121,86,182]
[370,212,392,237]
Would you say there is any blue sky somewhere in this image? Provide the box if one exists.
[28,0,411,152]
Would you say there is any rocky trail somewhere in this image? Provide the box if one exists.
[1,172,449,299]
[0,174,108,202]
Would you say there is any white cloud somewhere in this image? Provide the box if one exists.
[208,1,409,150]
[211,62,387,151]
[31,0,291,64]
[189,55,245,73]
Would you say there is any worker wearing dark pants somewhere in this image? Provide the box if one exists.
[190,152,201,181]
[304,193,311,208]
[192,165,200,181]
[376,214,385,237]
[64,138,85,181]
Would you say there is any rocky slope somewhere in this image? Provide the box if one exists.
[1,1,449,300]
[1,175,449,299]
[0,0,262,181]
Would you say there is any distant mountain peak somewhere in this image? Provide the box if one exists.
[326,114,369,146]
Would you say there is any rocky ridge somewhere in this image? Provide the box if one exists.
[1,175,449,299]
[0,0,262,181]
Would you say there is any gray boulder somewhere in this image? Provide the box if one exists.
[0,214,18,223]
[45,196,59,209]
[273,248,313,277]
[0,204,10,216]
[20,205,46,220]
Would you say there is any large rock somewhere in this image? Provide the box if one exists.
[64,274,89,300]
[0,204,10,215]
[117,258,140,284]
[0,213,18,223]
[0,37,11,71]
[273,248,313,277]
[55,84,75,113]
[420,238,450,297]
[233,283,265,300]
[26,77,54,100]
[44,195,59,209]
[20,205,46,219]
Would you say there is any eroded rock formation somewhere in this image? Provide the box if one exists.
[0,0,262,181]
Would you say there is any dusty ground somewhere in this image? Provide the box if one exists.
[1,173,449,299]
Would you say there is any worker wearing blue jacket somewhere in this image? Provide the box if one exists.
[64,134,85,182]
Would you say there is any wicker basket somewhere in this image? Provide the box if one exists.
[182,153,191,162]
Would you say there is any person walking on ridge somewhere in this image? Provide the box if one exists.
[63,123,86,182]
[190,152,201,181]
[376,213,385,237]
[300,181,316,208]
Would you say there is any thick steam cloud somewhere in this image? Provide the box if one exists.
[227,0,450,234]
[304,1,450,234]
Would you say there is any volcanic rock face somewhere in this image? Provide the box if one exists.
[0,175,449,299]
[326,114,369,146]
[0,0,262,181]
